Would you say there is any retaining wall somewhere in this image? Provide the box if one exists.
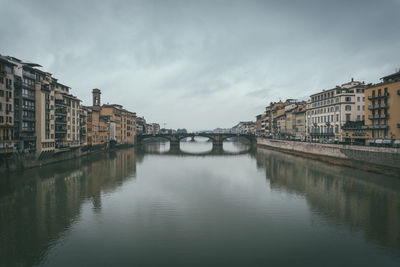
[257,138,400,174]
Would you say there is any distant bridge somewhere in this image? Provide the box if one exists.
[136,133,256,147]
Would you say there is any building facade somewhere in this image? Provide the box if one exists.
[306,79,366,142]
[0,57,15,153]
[364,71,400,145]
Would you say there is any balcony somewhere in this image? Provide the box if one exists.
[22,94,35,100]
[368,114,388,120]
[41,84,50,91]
[23,116,35,122]
[368,92,389,100]
[22,127,35,132]
[55,118,67,124]
[14,79,22,89]
[22,106,35,111]
[55,109,67,116]
[366,124,388,129]
[310,132,335,136]
[55,127,67,133]
[368,103,388,110]
[23,71,36,80]
[55,99,68,106]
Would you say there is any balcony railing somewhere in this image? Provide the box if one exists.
[22,116,35,122]
[310,132,335,136]
[368,92,389,100]
[22,94,35,100]
[55,99,68,106]
[55,118,67,124]
[368,103,388,110]
[22,106,35,111]
[22,127,35,132]
[55,128,67,133]
[23,71,36,80]
[365,124,388,129]
[55,109,67,115]
[368,114,388,120]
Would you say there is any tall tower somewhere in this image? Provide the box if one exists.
[92,88,101,110]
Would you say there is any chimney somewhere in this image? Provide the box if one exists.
[351,77,354,82]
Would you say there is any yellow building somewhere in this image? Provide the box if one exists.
[86,89,136,148]
[364,71,400,145]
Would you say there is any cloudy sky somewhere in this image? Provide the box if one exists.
[1,0,399,130]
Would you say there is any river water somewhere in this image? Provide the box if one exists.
[1,139,399,267]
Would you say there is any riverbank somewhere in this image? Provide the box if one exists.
[0,144,134,172]
[257,138,400,177]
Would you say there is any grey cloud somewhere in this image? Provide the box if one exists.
[1,0,399,130]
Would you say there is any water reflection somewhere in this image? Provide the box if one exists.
[0,150,137,267]
[140,140,252,156]
[0,143,399,266]
[255,147,400,256]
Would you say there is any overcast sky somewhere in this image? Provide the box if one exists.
[1,0,399,130]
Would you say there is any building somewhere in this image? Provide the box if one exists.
[86,89,136,147]
[1,55,83,154]
[79,106,88,146]
[306,79,366,142]
[136,117,146,135]
[232,121,256,135]
[86,89,109,147]
[364,71,400,145]
[151,123,160,134]
[0,56,16,153]
[293,105,307,141]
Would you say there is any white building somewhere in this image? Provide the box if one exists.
[306,79,366,142]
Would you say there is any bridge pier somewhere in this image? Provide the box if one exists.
[169,142,180,153]
[212,140,223,147]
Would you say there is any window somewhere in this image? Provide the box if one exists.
[336,114,339,122]
[345,105,351,111]
[357,105,360,111]
[345,97,351,102]
[357,97,360,102]
[357,115,360,121]
[346,114,351,122]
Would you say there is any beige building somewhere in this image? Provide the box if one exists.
[306,79,366,142]
[364,71,400,145]
[293,105,307,141]
[86,89,136,147]
[0,57,16,153]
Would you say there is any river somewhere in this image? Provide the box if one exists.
[1,139,399,267]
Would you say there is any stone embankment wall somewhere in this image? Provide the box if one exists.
[257,138,400,175]
[0,145,114,172]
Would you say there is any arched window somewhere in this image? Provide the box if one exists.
[345,105,351,111]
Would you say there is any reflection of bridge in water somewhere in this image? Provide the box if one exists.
[137,133,256,149]
[138,143,255,157]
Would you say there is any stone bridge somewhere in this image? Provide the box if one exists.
[136,133,256,147]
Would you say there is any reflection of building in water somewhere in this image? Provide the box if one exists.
[256,147,400,254]
[0,149,137,267]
